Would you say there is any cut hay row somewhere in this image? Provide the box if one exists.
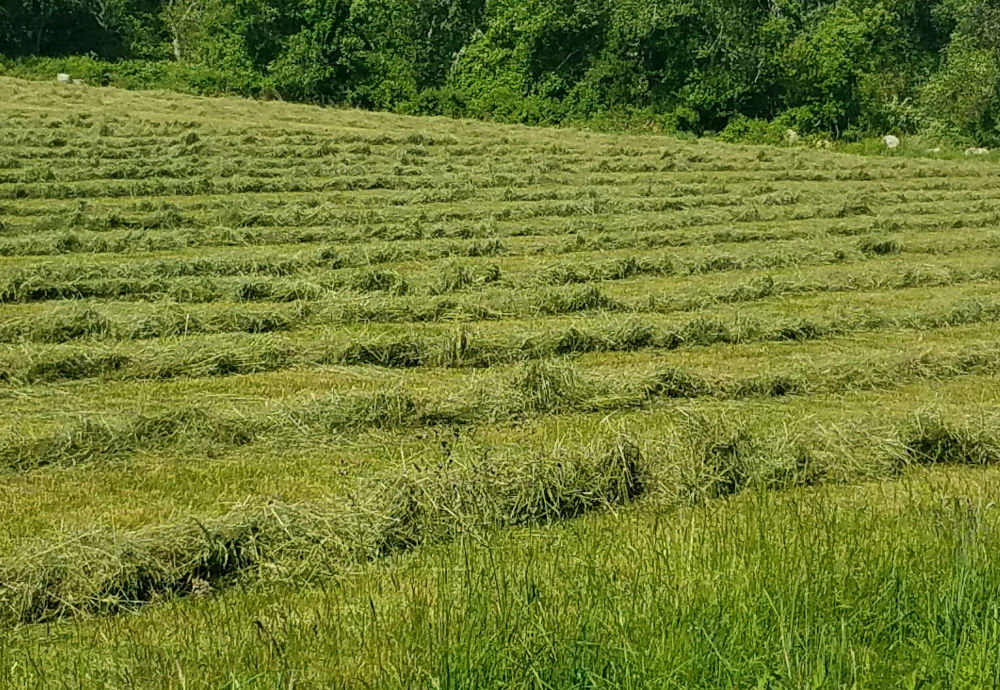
[5,180,1000,241]
[4,345,1000,471]
[3,228,997,306]
[4,256,999,343]
[3,285,998,384]
[2,407,998,627]
[4,202,998,265]
[0,435,647,626]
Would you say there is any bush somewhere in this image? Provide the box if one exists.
[719,116,786,145]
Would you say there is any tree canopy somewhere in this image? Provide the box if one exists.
[2,0,998,143]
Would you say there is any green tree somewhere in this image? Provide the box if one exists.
[448,0,609,122]
[921,0,1000,142]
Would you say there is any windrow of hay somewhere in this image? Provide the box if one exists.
[3,203,997,260]
[2,259,1000,344]
[3,406,999,627]
[3,227,997,305]
[4,298,1000,384]
[6,345,1000,470]
[0,435,647,627]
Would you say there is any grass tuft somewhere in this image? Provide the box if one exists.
[353,269,410,296]
[501,359,593,414]
[904,413,1000,466]
[859,237,903,256]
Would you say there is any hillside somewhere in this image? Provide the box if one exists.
[2,78,1000,687]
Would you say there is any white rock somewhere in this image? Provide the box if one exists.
[965,147,990,156]
[883,135,900,149]
[928,148,941,153]
[56,73,70,84]
[72,79,85,86]
[785,129,800,144]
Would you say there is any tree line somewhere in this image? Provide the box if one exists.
[1,0,998,143]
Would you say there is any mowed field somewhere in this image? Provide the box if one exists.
[2,76,1000,687]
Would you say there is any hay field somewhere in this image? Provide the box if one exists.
[2,77,1000,687]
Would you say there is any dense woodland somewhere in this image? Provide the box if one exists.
[1,0,999,143]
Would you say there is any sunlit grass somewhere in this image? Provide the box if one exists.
[2,77,1000,686]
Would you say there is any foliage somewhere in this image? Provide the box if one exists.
[920,0,1000,144]
[0,0,997,141]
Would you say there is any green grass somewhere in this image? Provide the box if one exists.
[3,76,1000,686]
[5,469,1000,688]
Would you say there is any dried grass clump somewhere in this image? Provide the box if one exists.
[903,413,1000,466]
[0,435,648,626]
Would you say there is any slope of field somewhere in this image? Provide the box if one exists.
[2,77,1000,687]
